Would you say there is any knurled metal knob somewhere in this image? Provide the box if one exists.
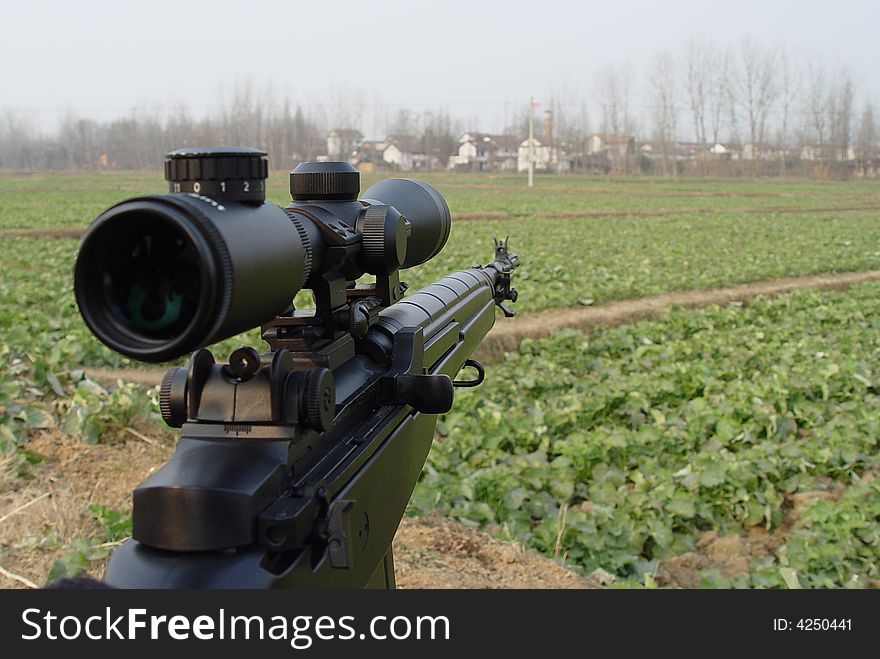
[165,147,268,202]
[290,161,360,202]
[303,368,335,432]
[358,204,408,273]
[159,367,188,428]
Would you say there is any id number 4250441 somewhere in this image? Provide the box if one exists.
[773,619,852,631]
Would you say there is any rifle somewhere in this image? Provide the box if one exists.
[73,148,519,588]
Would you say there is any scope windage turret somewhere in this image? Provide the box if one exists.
[74,148,451,363]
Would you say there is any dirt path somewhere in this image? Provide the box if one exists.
[83,269,880,387]
[0,431,595,589]
[0,227,86,239]
[455,202,880,221]
[4,201,880,240]
[85,367,166,388]
[475,269,880,360]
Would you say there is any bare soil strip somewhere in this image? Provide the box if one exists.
[0,432,595,589]
[5,202,880,240]
[0,227,87,239]
[83,270,880,388]
[475,270,880,361]
[454,202,880,222]
[86,367,166,388]
[409,180,880,201]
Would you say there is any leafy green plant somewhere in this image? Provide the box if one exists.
[89,503,132,542]
[57,378,159,444]
[0,372,52,476]
[415,283,880,586]
[47,538,111,582]
[47,504,132,582]
[769,477,879,588]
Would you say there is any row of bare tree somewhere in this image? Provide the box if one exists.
[0,87,327,171]
[0,100,463,172]
[483,39,875,177]
[637,37,872,175]
[0,36,876,172]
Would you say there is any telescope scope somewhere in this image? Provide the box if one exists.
[74,148,451,362]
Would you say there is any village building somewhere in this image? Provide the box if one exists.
[800,143,856,162]
[381,135,438,171]
[586,133,633,159]
[325,129,363,162]
[516,111,568,172]
[448,133,520,171]
[350,140,384,172]
[517,137,552,171]
[349,135,438,172]
[708,143,742,159]
[742,142,777,160]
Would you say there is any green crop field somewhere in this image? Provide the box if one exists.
[3,171,880,230]
[1,170,879,587]
[3,172,880,374]
[415,283,880,587]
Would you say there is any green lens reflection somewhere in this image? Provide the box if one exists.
[103,217,202,341]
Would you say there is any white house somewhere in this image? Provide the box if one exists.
[448,133,492,170]
[800,143,856,162]
[326,129,363,161]
[742,142,776,161]
[382,143,413,171]
[517,138,552,172]
[586,133,631,159]
[448,133,518,171]
[382,135,436,171]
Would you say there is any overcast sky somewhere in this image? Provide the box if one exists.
[1,0,876,135]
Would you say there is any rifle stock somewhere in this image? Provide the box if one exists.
[105,257,517,588]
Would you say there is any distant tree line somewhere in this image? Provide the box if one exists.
[0,85,329,170]
[638,36,875,175]
[1,35,877,173]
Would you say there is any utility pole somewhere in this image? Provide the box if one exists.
[528,97,535,187]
